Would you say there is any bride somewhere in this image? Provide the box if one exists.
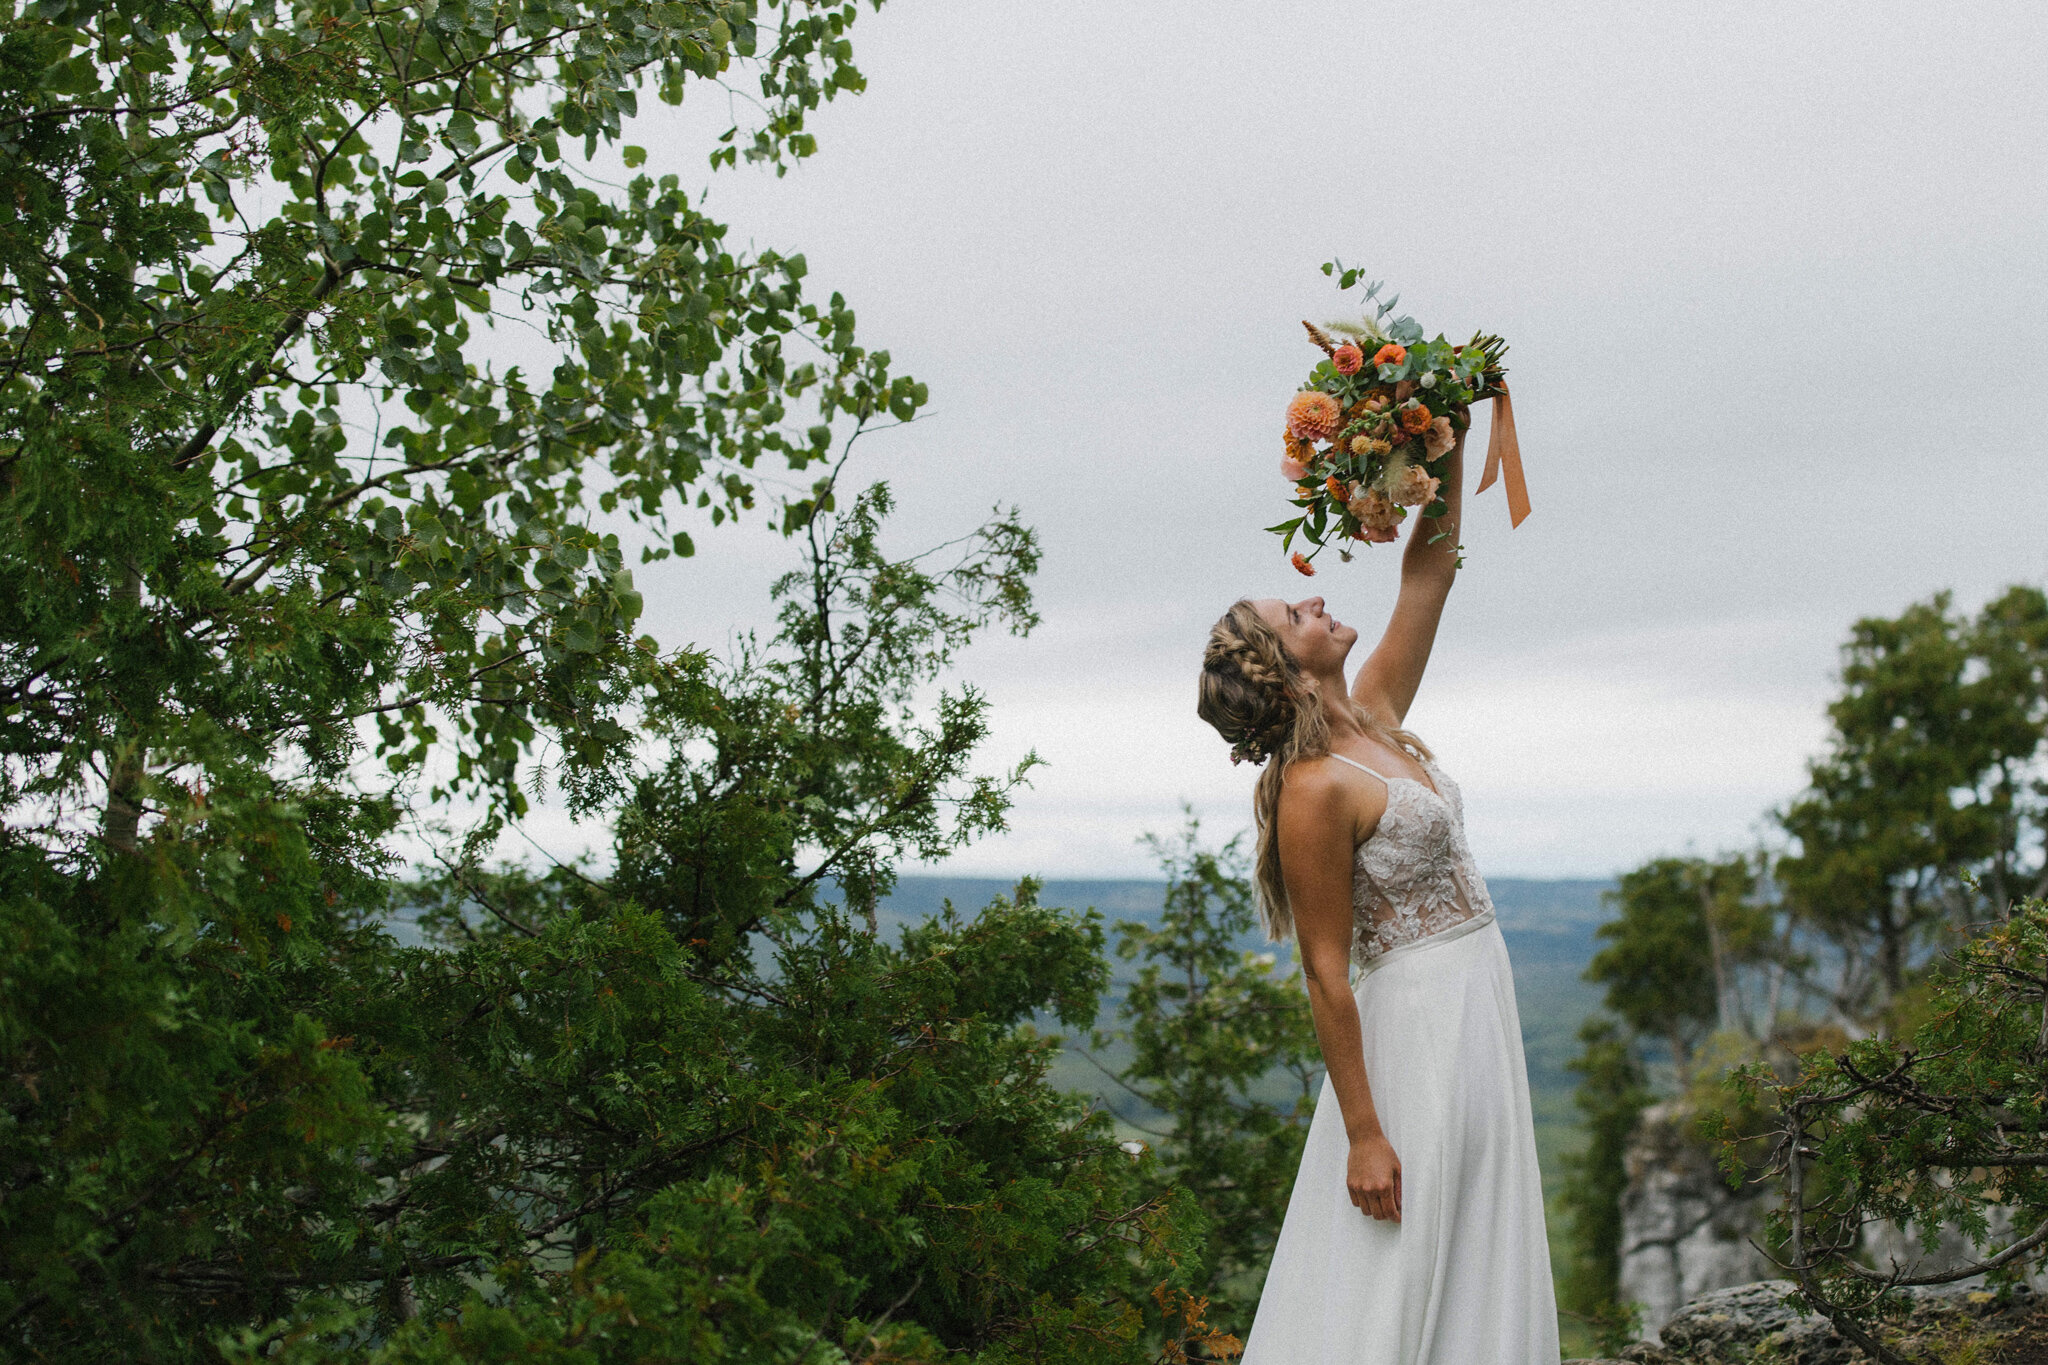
[1196,423,1558,1362]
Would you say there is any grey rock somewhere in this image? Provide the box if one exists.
[1616,1102,1775,1341]
[1650,1280,1853,1364]
[1612,1279,2040,1364]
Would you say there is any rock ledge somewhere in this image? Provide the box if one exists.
[1565,1278,2043,1365]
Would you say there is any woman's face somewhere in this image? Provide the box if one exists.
[1253,597,1357,676]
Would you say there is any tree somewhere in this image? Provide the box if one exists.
[1556,1017,1652,1351]
[0,0,1231,1354]
[1559,584,2048,1355]
[1100,814,1320,1339]
[2,0,923,851]
[1719,898,2048,1365]
[612,479,1043,941]
[2,471,1228,1363]
[1584,855,1772,1084]
[1777,588,2048,1021]
[1563,853,1776,1345]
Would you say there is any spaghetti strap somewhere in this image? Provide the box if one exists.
[1326,752,1393,783]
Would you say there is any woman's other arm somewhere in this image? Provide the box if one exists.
[1277,761,1402,1222]
[1350,424,1467,727]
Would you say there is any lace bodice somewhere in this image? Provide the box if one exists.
[1327,752,1494,969]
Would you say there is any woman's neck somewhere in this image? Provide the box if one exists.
[1309,672,1366,745]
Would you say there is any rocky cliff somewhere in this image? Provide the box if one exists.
[1616,1100,1775,1340]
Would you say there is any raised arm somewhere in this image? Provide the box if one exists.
[1349,423,1467,727]
[1277,760,1402,1222]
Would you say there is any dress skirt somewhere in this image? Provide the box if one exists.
[1240,913,1559,1364]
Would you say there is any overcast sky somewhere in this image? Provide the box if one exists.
[517,0,2048,881]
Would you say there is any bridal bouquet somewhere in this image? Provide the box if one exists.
[1272,270,1529,574]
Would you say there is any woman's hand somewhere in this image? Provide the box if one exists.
[1348,1130,1403,1222]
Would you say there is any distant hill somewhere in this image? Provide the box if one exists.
[863,875,1608,1008]
[862,874,1610,960]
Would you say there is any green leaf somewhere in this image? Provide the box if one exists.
[445,110,481,156]
[611,570,643,620]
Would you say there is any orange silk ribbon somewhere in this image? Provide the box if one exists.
[1474,388,1531,528]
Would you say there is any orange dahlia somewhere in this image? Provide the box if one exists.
[1398,402,1433,435]
[1372,343,1407,367]
[1285,390,1341,443]
[1332,343,1364,375]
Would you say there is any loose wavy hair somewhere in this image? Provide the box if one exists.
[1196,599,1430,940]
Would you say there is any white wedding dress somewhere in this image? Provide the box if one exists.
[1240,752,1559,1365]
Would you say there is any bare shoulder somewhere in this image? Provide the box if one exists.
[1276,754,1386,843]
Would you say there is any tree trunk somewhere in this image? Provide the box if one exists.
[1875,900,1905,1005]
[1668,1026,1693,1088]
[1701,879,1734,1035]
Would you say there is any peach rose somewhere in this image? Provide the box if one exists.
[1356,522,1400,544]
[1285,390,1342,443]
[1332,343,1364,375]
[1424,415,1456,458]
[1347,487,1402,533]
[1388,462,1441,508]
[1280,455,1308,481]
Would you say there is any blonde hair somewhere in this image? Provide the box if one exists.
[1196,599,1431,941]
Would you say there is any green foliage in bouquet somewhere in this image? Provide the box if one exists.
[1711,898,2048,1365]
[1267,267,1507,568]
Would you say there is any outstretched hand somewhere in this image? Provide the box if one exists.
[1348,1130,1403,1222]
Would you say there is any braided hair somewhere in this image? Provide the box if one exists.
[1197,599,1430,941]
